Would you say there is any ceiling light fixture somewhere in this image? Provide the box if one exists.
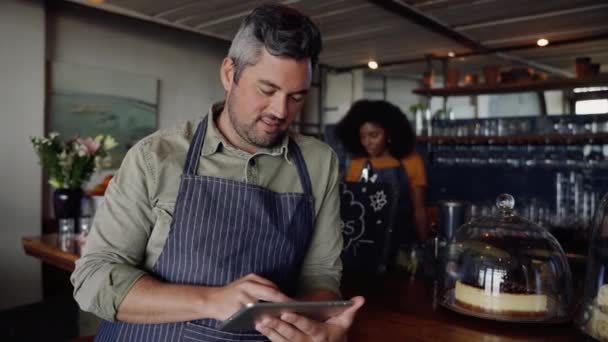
[537,38,549,47]
[368,61,379,70]
[448,51,455,58]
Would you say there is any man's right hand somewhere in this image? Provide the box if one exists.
[116,273,291,324]
[203,273,292,321]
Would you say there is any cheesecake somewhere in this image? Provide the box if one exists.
[589,305,608,341]
[454,280,548,317]
[586,284,608,341]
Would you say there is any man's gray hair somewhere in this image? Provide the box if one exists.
[228,4,322,82]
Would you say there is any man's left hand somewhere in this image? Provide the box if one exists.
[255,296,365,342]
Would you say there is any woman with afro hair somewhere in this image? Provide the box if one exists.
[336,99,429,247]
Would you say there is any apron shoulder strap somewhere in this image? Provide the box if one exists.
[183,116,208,175]
[288,139,313,196]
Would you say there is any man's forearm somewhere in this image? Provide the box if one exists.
[116,275,215,324]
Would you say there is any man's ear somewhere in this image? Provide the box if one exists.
[220,57,235,92]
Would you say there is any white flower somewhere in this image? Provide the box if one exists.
[78,145,87,157]
[94,156,102,170]
[103,136,118,151]
[58,151,73,169]
[58,151,68,161]
[49,178,62,188]
[49,132,59,139]
[101,155,112,168]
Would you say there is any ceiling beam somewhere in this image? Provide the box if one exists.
[63,0,231,42]
[323,25,395,42]
[493,53,572,78]
[465,32,608,56]
[414,0,497,11]
[312,3,374,20]
[363,0,573,77]
[336,32,608,72]
[454,3,608,31]
[334,56,429,73]
[195,0,301,29]
[152,1,204,18]
[481,25,608,46]
[363,0,485,52]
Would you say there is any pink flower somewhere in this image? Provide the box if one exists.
[78,137,101,156]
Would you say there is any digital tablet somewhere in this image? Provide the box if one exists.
[217,300,353,332]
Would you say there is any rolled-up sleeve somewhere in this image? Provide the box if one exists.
[71,143,156,321]
[297,150,343,297]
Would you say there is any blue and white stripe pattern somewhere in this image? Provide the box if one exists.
[95,116,315,341]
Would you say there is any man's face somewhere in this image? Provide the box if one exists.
[222,48,312,149]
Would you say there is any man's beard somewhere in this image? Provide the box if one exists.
[226,95,286,149]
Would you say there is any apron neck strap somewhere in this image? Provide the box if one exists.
[288,139,313,196]
[183,116,208,175]
[183,116,314,196]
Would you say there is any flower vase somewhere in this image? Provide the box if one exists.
[53,188,84,232]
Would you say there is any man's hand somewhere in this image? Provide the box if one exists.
[255,296,365,342]
[205,273,292,321]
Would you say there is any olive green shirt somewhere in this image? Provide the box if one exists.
[71,104,343,321]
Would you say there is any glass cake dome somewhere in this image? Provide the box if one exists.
[440,194,574,322]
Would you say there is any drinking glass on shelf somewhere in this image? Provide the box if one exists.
[553,119,569,134]
[566,145,584,168]
[58,218,75,235]
[58,233,74,252]
[521,144,534,167]
[57,218,75,252]
[482,120,491,136]
[497,119,506,136]
[518,120,532,135]
[506,120,519,136]
[79,217,92,237]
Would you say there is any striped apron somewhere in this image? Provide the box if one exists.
[95,116,315,341]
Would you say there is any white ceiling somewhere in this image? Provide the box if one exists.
[65,0,608,78]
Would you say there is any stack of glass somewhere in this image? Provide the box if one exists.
[578,194,608,340]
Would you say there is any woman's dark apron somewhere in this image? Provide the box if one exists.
[367,160,414,251]
[95,116,315,341]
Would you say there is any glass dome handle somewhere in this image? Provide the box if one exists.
[496,193,515,213]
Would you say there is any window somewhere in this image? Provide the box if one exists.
[575,99,608,115]
[573,87,608,115]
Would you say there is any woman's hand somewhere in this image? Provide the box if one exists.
[255,296,365,342]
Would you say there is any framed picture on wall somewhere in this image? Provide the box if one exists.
[48,61,159,169]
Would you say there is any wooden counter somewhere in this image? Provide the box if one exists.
[22,235,586,341]
[343,273,585,341]
[22,234,81,272]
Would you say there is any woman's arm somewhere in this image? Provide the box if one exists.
[401,153,429,242]
[412,186,429,242]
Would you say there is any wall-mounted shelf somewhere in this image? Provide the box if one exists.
[413,74,608,97]
[417,133,608,145]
